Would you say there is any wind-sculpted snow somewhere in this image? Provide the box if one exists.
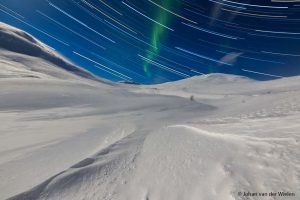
[1,24,300,200]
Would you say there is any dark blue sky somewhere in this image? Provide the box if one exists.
[1,0,300,84]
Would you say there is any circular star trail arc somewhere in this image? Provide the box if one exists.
[0,0,300,84]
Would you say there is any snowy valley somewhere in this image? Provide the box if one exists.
[0,23,299,200]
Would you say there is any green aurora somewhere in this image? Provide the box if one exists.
[143,0,180,77]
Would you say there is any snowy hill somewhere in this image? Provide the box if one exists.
[0,24,299,200]
[0,22,102,81]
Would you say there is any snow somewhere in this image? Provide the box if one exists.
[0,23,299,200]
[0,22,109,82]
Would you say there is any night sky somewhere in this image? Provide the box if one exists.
[1,0,300,84]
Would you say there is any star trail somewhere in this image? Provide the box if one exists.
[1,0,300,84]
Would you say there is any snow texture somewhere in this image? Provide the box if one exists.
[0,23,299,200]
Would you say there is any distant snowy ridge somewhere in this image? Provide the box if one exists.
[0,22,107,82]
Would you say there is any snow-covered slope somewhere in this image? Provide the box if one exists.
[0,24,299,200]
[0,22,104,81]
[137,73,300,98]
